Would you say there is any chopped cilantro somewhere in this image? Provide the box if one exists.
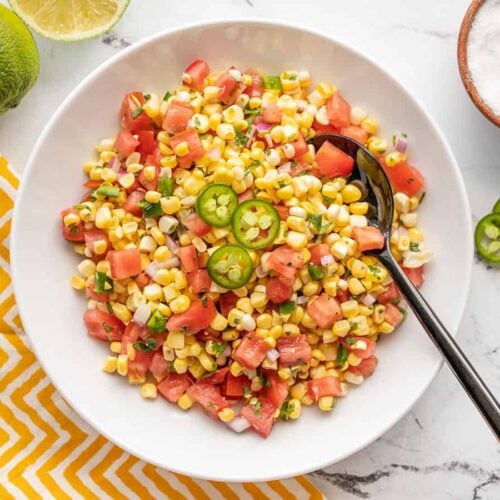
[260,373,271,388]
[131,107,144,119]
[201,294,208,307]
[243,385,252,398]
[143,94,151,100]
[279,401,295,420]
[368,265,382,277]
[158,177,174,197]
[68,224,81,235]
[397,307,408,322]
[410,242,420,252]
[94,272,113,294]
[234,129,248,148]
[308,214,332,234]
[210,341,228,357]
[251,399,262,417]
[163,91,172,101]
[105,302,113,314]
[336,344,348,366]
[103,323,114,333]
[244,160,260,176]
[345,338,357,346]
[419,191,426,203]
[133,338,157,352]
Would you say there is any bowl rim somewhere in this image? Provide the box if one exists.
[11,18,473,481]
[457,0,500,127]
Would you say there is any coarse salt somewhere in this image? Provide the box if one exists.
[468,0,500,115]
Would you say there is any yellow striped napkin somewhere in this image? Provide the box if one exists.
[0,157,323,499]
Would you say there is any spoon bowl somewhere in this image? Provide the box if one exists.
[308,134,500,440]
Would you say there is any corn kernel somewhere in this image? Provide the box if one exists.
[102,356,117,373]
[140,383,157,399]
[333,319,351,337]
[318,396,335,411]
[170,295,191,314]
[177,393,195,410]
[70,275,86,290]
[173,358,188,374]
[218,408,235,422]
[257,313,273,329]
[361,117,378,134]
[167,330,185,349]
[161,196,181,214]
[117,354,128,376]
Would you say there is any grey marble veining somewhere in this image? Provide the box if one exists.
[0,0,498,498]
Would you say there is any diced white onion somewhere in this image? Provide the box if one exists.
[166,235,179,253]
[109,156,121,172]
[133,303,151,326]
[161,256,181,269]
[320,254,334,266]
[266,349,280,362]
[244,369,257,379]
[159,216,179,234]
[361,293,376,306]
[297,295,308,305]
[145,262,159,279]
[227,417,251,433]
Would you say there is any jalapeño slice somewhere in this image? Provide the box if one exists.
[231,200,280,249]
[207,245,253,289]
[475,212,500,264]
[196,184,238,228]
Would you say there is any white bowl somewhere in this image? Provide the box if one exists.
[11,20,473,481]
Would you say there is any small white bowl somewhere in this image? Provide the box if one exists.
[11,20,473,481]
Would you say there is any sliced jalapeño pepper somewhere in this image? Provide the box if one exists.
[475,212,500,263]
[492,199,500,214]
[231,200,280,249]
[196,184,238,228]
[207,245,253,289]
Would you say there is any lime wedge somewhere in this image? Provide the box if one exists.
[8,0,130,41]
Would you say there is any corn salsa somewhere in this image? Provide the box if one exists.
[61,60,430,438]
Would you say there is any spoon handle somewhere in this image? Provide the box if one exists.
[378,253,500,440]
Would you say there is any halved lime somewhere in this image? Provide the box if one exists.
[8,0,130,41]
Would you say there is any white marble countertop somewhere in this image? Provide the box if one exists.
[1,0,499,498]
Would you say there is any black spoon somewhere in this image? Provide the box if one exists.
[308,133,500,440]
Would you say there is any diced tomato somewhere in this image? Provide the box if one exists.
[266,277,293,304]
[144,146,162,167]
[138,164,160,191]
[313,119,340,135]
[178,245,198,273]
[238,189,254,202]
[187,269,211,294]
[135,130,156,160]
[166,298,217,334]
[149,351,169,381]
[384,303,404,327]
[182,59,210,90]
[403,266,424,288]
[262,103,282,124]
[128,350,154,383]
[196,328,221,342]
[158,373,191,403]
[315,140,354,178]
[184,213,211,237]
[342,337,376,359]
[120,92,153,132]
[216,70,243,105]
[380,158,425,196]
[340,125,368,144]
[277,335,312,366]
[222,373,250,398]
[162,101,194,134]
[187,382,229,418]
[307,376,341,401]
[82,179,102,190]
[289,133,309,159]
[121,322,143,345]
[289,162,311,177]
[201,367,229,385]
[243,68,264,97]
[61,208,85,242]
[234,332,269,370]
[376,282,400,304]
[135,272,150,290]
[307,293,342,328]
[336,289,351,303]
[85,276,109,303]
[273,205,289,221]
[84,229,110,255]
[348,356,378,378]
[240,397,276,438]
[108,248,141,279]
[326,92,351,129]
[84,309,124,341]
[352,226,385,252]
[219,292,239,316]
[123,190,145,217]
[169,128,205,168]
[264,372,289,409]
[268,246,304,280]
[310,243,331,265]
